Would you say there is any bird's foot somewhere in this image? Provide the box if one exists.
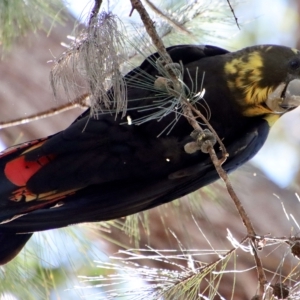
[156,56,182,78]
[184,129,217,154]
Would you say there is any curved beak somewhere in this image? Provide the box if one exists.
[266,79,300,113]
[282,79,300,109]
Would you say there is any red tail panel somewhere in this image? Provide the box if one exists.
[4,154,54,186]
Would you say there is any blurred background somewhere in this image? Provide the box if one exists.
[1,0,300,299]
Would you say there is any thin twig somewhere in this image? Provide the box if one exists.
[0,94,89,130]
[205,143,267,295]
[130,0,172,65]
[144,0,192,35]
[89,0,103,26]
[205,145,255,235]
[130,0,205,133]
[130,0,267,297]
[226,0,240,30]
[185,100,228,162]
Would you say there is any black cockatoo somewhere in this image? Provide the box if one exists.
[1,44,300,264]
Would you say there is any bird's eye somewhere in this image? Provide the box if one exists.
[289,58,300,70]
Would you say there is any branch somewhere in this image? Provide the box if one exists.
[205,145,267,293]
[0,94,89,130]
[130,0,173,65]
[185,101,227,162]
[89,0,103,25]
[130,0,208,137]
[143,0,192,35]
[226,0,240,30]
[129,0,267,297]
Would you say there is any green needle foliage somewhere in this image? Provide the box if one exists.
[0,0,64,51]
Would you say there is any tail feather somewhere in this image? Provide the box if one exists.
[0,232,32,265]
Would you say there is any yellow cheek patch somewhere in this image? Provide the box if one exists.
[243,85,272,106]
[225,51,276,116]
[224,58,240,74]
[241,105,273,117]
[225,51,264,103]
[263,114,280,126]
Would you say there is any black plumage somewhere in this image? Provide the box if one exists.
[1,44,300,264]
